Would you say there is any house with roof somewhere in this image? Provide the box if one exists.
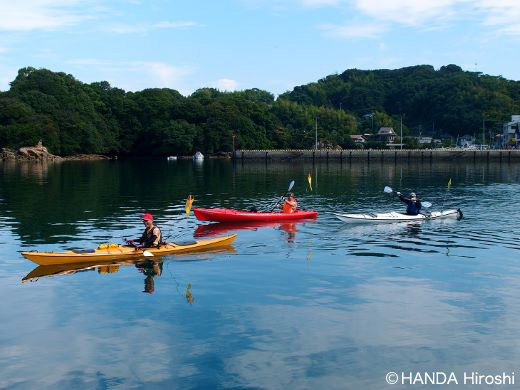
[501,115,520,148]
[377,127,397,143]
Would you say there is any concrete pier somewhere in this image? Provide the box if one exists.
[235,149,520,162]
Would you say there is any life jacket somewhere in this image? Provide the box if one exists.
[406,201,420,215]
[140,225,162,247]
[283,199,297,213]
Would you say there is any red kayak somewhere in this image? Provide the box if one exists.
[193,208,318,223]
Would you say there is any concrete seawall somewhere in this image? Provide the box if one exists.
[235,149,520,162]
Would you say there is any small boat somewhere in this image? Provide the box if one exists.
[193,208,318,223]
[193,152,204,161]
[167,156,177,161]
[21,235,237,266]
[335,209,462,223]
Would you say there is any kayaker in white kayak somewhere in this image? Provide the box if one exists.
[397,192,422,215]
[127,213,162,248]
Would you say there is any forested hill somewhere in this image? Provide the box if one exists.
[1,65,519,156]
[280,64,520,137]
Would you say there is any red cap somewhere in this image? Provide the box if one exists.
[143,213,153,221]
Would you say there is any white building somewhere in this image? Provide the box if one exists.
[502,115,520,148]
[417,136,432,145]
[458,135,476,148]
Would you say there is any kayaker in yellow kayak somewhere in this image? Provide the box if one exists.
[282,193,298,213]
[128,213,163,248]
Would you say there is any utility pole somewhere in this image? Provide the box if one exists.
[482,119,486,149]
[400,115,403,150]
[315,117,318,150]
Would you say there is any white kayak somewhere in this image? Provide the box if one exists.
[335,209,462,223]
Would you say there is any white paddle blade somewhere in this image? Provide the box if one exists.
[143,251,154,257]
[422,201,432,208]
[288,180,295,192]
[384,186,393,193]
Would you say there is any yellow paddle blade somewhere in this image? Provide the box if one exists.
[307,173,312,191]
[447,178,452,190]
[185,194,194,216]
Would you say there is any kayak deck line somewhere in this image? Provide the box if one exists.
[21,234,237,266]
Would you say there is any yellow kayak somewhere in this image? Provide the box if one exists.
[22,246,236,283]
[21,235,237,266]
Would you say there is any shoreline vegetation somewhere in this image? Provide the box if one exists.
[1,65,519,158]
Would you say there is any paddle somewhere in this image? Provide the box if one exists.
[270,180,295,212]
[185,194,194,216]
[384,186,432,208]
[125,239,155,257]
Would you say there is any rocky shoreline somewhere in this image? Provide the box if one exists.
[0,142,234,162]
[1,142,111,162]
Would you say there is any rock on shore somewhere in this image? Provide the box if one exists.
[1,141,61,161]
[0,141,111,161]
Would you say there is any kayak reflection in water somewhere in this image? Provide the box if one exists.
[136,260,163,294]
[397,192,422,215]
[127,213,163,248]
[282,193,298,213]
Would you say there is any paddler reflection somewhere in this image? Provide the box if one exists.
[135,259,163,294]
[279,223,297,242]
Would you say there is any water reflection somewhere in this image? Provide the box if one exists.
[2,160,520,389]
[22,248,235,296]
[194,220,314,243]
[136,260,163,294]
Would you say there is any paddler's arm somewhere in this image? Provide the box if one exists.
[397,193,411,204]
[151,227,161,246]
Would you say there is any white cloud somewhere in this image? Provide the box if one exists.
[106,20,198,34]
[154,21,198,29]
[0,0,93,31]
[145,62,192,88]
[352,0,459,27]
[240,0,345,9]
[301,0,343,6]
[68,59,194,93]
[320,23,386,39]
[474,0,520,35]
[213,78,239,91]
[0,65,17,91]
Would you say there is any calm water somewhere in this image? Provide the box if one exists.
[1,159,520,389]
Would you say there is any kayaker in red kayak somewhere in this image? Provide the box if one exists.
[282,193,298,213]
[128,213,162,248]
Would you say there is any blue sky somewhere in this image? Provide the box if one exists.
[0,0,519,95]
